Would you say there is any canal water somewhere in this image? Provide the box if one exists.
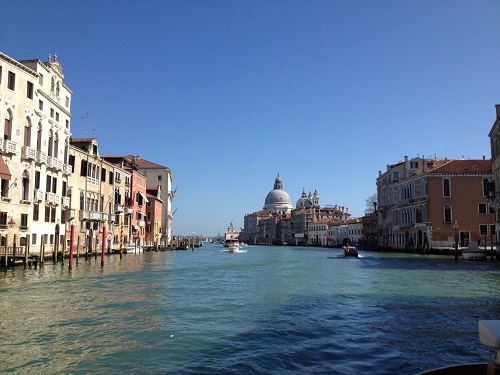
[2,243,500,374]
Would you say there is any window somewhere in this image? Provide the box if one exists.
[410,161,418,169]
[158,175,162,181]
[65,96,69,107]
[20,214,28,229]
[66,120,69,129]
[480,224,488,236]
[34,171,40,189]
[39,100,44,111]
[7,71,15,90]
[146,225,151,233]
[50,108,54,118]
[32,233,37,246]
[26,81,34,99]
[0,212,6,229]
[80,192,84,210]
[101,168,106,182]
[51,207,56,223]
[4,112,11,140]
[21,171,30,201]
[39,73,43,85]
[45,205,50,222]
[479,203,487,214]
[444,205,452,223]
[109,171,114,184]
[55,112,59,122]
[33,203,39,221]
[443,179,451,197]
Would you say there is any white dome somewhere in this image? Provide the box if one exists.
[263,175,293,214]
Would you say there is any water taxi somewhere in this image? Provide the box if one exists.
[342,245,358,257]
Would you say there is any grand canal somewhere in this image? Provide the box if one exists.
[2,243,500,374]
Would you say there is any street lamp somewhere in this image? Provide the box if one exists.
[453,221,459,260]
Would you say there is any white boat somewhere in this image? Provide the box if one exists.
[462,243,486,260]
[124,245,143,254]
[224,221,240,248]
[227,240,239,252]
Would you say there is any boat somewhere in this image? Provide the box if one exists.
[342,245,358,257]
[124,245,143,254]
[462,242,486,260]
[227,239,239,252]
[224,220,240,248]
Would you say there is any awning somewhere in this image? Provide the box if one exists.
[0,157,11,180]
[138,192,149,203]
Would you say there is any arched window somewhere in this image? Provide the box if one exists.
[80,192,84,210]
[21,170,30,201]
[47,129,53,157]
[51,77,55,93]
[36,123,42,152]
[56,81,60,97]
[444,205,452,223]
[4,109,12,140]
[24,117,31,147]
[53,132,59,159]
[443,178,451,197]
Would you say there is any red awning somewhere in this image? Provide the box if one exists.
[0,156,11,180]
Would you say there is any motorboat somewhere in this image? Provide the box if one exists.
[342,245,358,257]
[462,243,486,261]
[227,240,239,252]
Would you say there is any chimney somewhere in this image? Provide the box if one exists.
[496,104,500,119]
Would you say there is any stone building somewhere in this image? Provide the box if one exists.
[377,155,494,250]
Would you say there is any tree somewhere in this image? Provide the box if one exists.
[365,193,377,214]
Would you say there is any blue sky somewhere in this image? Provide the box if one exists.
[2,1,500,236]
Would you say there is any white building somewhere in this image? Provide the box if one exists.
[0,52,73,254]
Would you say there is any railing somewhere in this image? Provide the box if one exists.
[79,210,90,220]
[4,140,17,155]
[87,176,99,186]
[22,146,37,160]
[67,208,76,219]
[63,196,70,207]
[36,151,47,164]
[63,164,73,175]
[47,156,63,171]
[46,192,56,204]
[54,195,61,205]
[114,204,123,213]
[34,189,44,201]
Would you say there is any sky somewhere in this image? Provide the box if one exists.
[2,1,500,236]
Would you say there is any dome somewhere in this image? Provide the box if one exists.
[263,174,293,214]
[296,188,313,208]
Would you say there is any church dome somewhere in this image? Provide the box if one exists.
[263,175,293,214]
[296,188,313,208]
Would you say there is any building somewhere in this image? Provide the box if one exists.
[145,186,163,246]
[116,155,172,245]
[377,155,494,250]
[0,52,73,255]
[488,104,500,249]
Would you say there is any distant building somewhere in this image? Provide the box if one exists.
[263,174,293,214]
[377,155,494,250]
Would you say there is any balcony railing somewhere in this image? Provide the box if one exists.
[63,196,70,207]
[63,164,73,175]
[114,204,123,213]
[46,192,56,204]
[47,156,63,171]
[34,189,44,201]
[87,176,99,186]
[36,151,47,164]
[22,146,37,160]
[4,140,17,155]
[124,207,133,216]
[54,195,61,205]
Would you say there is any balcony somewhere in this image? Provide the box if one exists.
[34,189,44,201]
[63,196,70,207]
[22,146,37,160]
[139,220,145,227]
[79,210,90,220]
[3,140,17,155]
[47,156,63,171]
[67,208,76,220]
[87,176,99,186]
[63,164,73,175]
[46,192,56,204]
[90,211,101,221]
[36,151,47,164]
[124,206,133,216]
[54,195,61,205]
[114,204,123,213]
